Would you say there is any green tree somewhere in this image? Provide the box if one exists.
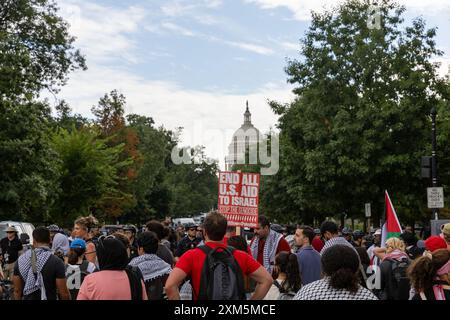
[121,114,174,223]
[166,146,219,217]
[91,91,140,220]
[269,0,450,226]
[0,0,85,223]
[0,0,86,100]
[0,100,60,223]
[50,127,127,225]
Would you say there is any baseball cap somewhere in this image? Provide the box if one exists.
[442,223,450,235]
[374,229,382,236]
[70,238,87,249]
[424,236,447,252]
[6,226,17,233]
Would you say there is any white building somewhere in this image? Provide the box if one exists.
[225,101,261,171]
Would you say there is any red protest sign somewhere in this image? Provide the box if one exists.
[217,171,260,228]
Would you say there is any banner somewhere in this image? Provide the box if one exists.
[218,171,260,228]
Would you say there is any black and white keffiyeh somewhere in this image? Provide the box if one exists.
[293,278,378,300]
[18,247,53,299]
[128,254,172,281]
[250,230,283,274]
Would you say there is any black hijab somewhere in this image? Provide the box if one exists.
[97,237,129,271]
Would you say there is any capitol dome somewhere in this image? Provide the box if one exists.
[225,101,261,171]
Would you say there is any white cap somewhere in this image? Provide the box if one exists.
[374,229,382,236]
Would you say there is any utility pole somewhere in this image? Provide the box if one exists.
[431,107,439,220]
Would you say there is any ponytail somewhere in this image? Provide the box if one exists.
[274,252,302,293]
[285,252,302,292]
[68,248,85,265]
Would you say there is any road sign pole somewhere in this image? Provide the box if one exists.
[431,107,439,220]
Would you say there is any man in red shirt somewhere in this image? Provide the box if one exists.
[249,216,291,275]
[165,213,272,300]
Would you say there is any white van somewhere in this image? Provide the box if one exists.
[0,221,35,245]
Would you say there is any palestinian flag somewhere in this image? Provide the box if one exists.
[381,190,402,246]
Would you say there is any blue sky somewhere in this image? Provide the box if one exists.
[51,0,450,168]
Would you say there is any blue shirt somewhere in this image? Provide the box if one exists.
[296,245,322,285]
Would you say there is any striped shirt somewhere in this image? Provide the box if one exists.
[320,237,358,256]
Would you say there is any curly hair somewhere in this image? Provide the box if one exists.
[322,245,360,293]
[74,215,99,232]
[407,249,450,292]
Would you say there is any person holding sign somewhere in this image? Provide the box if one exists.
[249,216,291,275]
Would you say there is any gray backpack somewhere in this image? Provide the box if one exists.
[197,246,246,300]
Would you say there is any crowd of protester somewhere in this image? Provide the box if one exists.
[1,212,449,300]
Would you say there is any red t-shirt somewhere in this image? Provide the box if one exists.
[312,236,324,252]
[251,236,291,266]
[175,241,261,300]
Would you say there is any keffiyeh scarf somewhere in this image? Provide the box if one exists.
[18,247,53,299]
[128,254,172,281]
[383,249,409,262]
[250,230,283,274]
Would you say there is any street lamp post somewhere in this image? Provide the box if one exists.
[431,107,439,220]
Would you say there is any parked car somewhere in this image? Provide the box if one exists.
[0,221,35,245]
[172,218,196,227]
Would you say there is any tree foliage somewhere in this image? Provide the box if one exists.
[267,0,450,225]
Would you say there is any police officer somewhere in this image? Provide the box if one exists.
[341,227,353,243]
[123,225,139,260]
[175,223,202,258]
[0,227,23,281]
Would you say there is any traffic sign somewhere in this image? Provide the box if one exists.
[365,203,371,218]
[427,187,444,209]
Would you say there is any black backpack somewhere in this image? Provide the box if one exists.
[387,257,411,300]
[197,246,246,300]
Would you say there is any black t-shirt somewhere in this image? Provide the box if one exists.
[175,236,202,257]
[157,243,174,266]
[14,254,66,300]
[0,236,23,264]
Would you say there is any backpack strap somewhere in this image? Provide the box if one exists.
[359,263,368,284]
[273,280,283,292]
[432,285,446,300]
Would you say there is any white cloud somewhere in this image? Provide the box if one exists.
[280,41,299,51]
[244,0,342,21]
[46,65,293,169]
[432,57,450,79]
[161,22,197,37]
[245,0,450,21]
[58,0,147,64]
[148,23,275,56]
[224,41,274,55]
[161,0,223,17]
